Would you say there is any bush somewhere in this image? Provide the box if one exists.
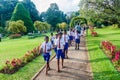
[0,45,41,74]
[100,41,120,71]
[9,34,22,39]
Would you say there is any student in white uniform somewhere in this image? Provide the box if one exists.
[40,36,53,75]
[63,30,69,59]
[75,30,81,50]
[50,33,55,45]
[68,28,73,46]
[55,32,65,72]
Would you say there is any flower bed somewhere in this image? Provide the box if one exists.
[0,45,41,74]
[89,26,98,37]
[91,31,98,37]
[100,41,120,71]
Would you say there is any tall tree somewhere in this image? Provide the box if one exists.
[40,3,66,30]
[22,0,40,22]
[0,0,18,27]
[11,3,34,33]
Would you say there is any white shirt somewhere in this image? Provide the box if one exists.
[41,42,52,53]
[55,38,65,50]
[51,36,55,41]
[68,31,73,36]
[62,34,69,43]
[75,33,81,39]
[54,38,58,45]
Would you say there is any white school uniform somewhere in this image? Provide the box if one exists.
[62,34,69,43]
[41,42,53,54]
[55,38,65,50]
[75,33,81,39]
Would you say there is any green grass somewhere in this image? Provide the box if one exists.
[87,28,120,80]
[0,33,55,80]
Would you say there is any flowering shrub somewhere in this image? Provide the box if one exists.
[0,45,41,74]
[9,34,22,39]
[91,32,98,37]
[100,41,120,70]
[89,27,98,37]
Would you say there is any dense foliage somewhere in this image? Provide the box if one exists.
[11,3,34,33]
[0,0,39,27]
[79,0,120,27]
[40,3,66,30]
[8,20,27,34]
[34,21,51,32]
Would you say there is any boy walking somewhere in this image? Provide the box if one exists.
[40,36,52,75]
[75,30,81,50]
[63,30,69,58]
[55,32,65,72]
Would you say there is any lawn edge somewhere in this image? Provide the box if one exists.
[31,54,56,80]
[85,36,93,79]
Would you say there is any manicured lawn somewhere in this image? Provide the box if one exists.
[0,33,55,80]
[87,28,120,80]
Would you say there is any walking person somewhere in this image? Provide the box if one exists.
[75,30,81,50]
[75,23,81,34]
[40,36,53,75]
[55,32,65,72]
[50,33,55,45]
[68,28,74,46]
[63,30,69,59]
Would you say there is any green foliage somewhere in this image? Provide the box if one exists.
[0,0,18,27]
[8,20,27,34]
[34,21,51,32]
[70,17,87,27]
[22,0,40,22]
[57,22,67,30]
[87,28,120,80]
[11,3,34,33]
[40,3,66,30]
[79,0,120,27]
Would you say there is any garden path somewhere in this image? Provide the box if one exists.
[32,36,93,80]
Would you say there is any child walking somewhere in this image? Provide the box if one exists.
[50,33,55,45]
[75,30,81,50]
[55,32,65,72]
[40,36,52,75]
[63,30,69,59]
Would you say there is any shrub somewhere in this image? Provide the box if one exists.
[9,34,22,39]
[0,45,41,74]
[100,41,120,71]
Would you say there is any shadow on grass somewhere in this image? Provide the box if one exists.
[93,71,120,80]
[90,57,109,63]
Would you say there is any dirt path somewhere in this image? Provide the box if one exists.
[32,37,93,80]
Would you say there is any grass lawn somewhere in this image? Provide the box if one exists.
[0,33,55,80]
[87,28,120,80]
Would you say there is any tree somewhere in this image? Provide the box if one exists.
[58,22,67,30]
[11,3,34,33]
[34,21,51,32]
[8,20,27,34]
[79,0,120,27]
[40,3,66,30]
[22,0,40,22]
[70,17,87,27]
[0,0,18,27]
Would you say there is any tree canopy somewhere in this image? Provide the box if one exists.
[40,3,66,30]
[70,17,87,27]
[79,0,120,27]
[11,3,34,33]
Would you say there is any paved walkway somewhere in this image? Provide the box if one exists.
[32,37,93,80]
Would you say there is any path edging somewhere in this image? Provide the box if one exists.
[31,54,56,80]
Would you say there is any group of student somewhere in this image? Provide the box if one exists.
[39,26,86,75]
